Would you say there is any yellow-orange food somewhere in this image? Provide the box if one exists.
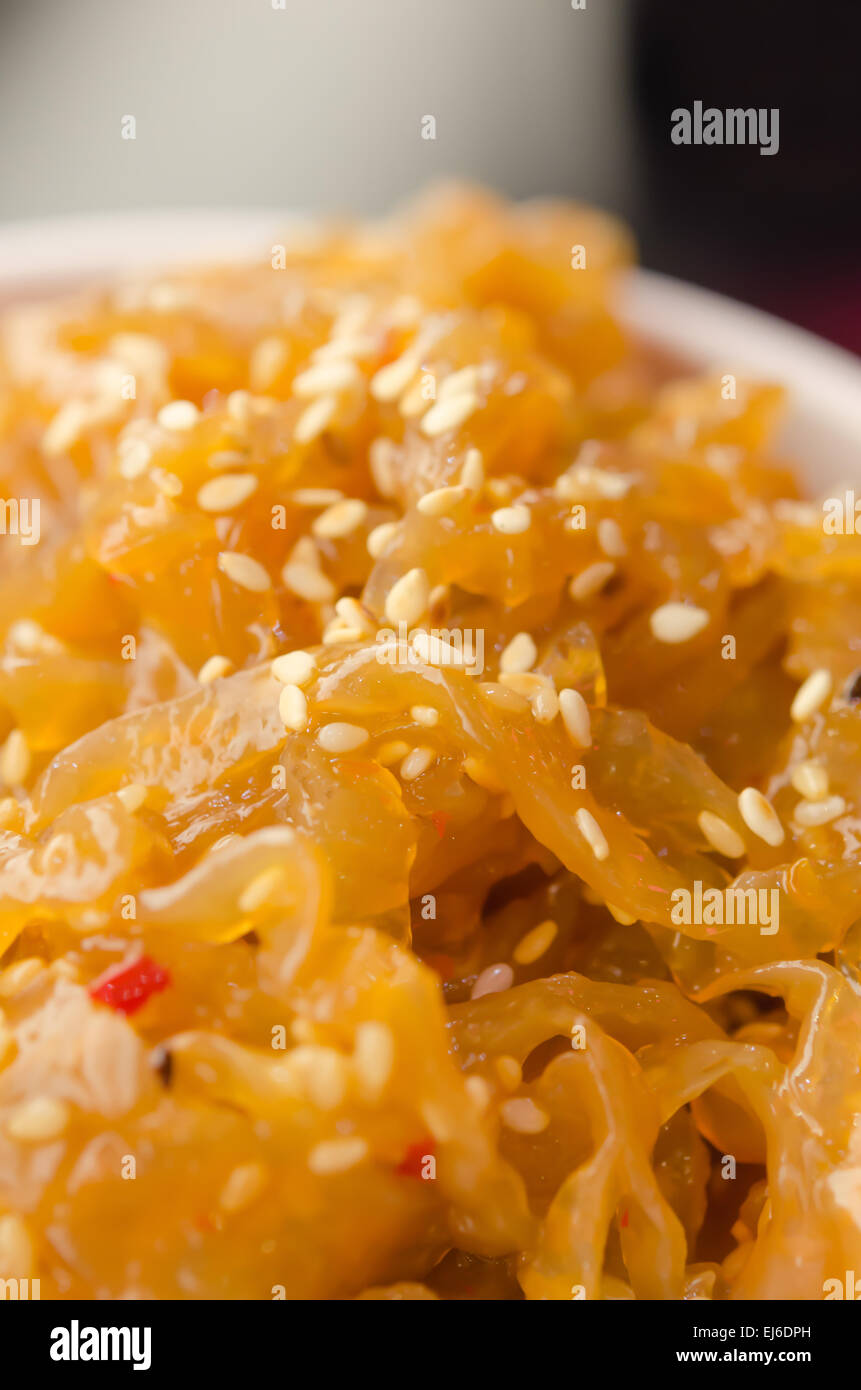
[0,185,859,1300]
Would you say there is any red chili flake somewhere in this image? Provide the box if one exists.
[396,1139,435,1179]
[90,955,170,1016]
[431,810,449,839]
[620,1209,629,1228]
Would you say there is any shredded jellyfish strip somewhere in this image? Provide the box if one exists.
[0,185,859,1299]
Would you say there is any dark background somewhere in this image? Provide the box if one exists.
[631,0,861,353]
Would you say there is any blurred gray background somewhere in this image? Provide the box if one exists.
[2,0,858,355]
[0,0,634,223]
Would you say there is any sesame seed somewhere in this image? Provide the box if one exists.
[558,688,591,748]
[271,650,317,687]
[317,722,369,753]
[118,438,153,479]
[499,671,557,723]
[207,449,248,470]
[281,1044,347,1109]
[498,672,543,697]
[491,504,531,535]
[400,746,435,781]
[321,620,365,646]
[217,551,271,593]
[790,760,829,802]
[7,1095,69,1142]
[500,632,537,676]
[281,561,335,603]
[42,401,89,456]
[292,488,344,508]
[7,619,63,655]
[793,795,846,827]
[354,1021,394,1099]
[366,521,399,558]
[471,962,514,1000]
[697,810,746,859]
[218,1161,268,1214]
[531,680,558,724]
[0,958,44,997]
[368,437,400,497]
[376,740,411,765]
[495,1055,522,1090]
[597,517,627,557]
[385,567,430,626]
[738,787,785,847]
[556,464,633,501]
[575,807,609,861]
[151,468,183,498]
[197,473,258,512]
[249,337,287,392]
[513,918,558,965]
[460,449,485,491]
[334,596,374,632]
[410,705,439,727]
[478,682,529,713]
[312,498,368,540]
[463,756,507,794]
[437,367,479,401]
[308,1136,368,1175]
[313,334,376,363]
[116,783,147,813]
[0,797,19,829]
[399,378,433,419]
[465,1075,492,1110]
[0,730,30,786]
[279,684,308,732]
[197,655,234,684]
[6,618,41,652]
[293,360,362,398]
[239,866,286,914]
[370,352,421,403]
[790,668,832,723]
[157,400,199,431]
[410,631,469,668]
[295,393,337,444]
[420,391,479,438]
[569,561,615,602]
[417,484,468,517]
[650,602,710,644]
[500,1097,549,1134]
[226,390,252,425]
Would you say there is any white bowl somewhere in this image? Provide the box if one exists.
[1,210,859,493]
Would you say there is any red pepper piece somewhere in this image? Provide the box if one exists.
[396,1139,435,1178]
[431,810,449,839]
[90,955,170,1016]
